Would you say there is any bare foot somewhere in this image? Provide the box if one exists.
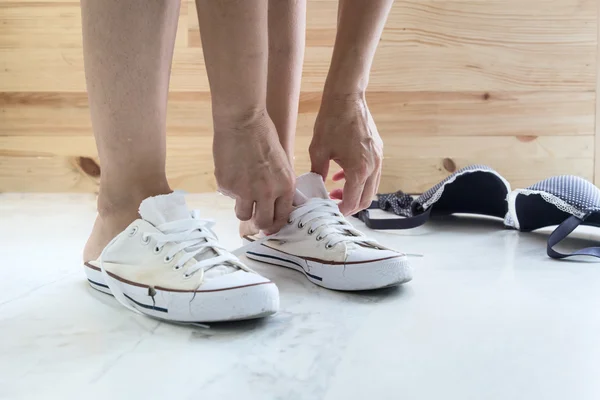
[83,183,172,262]
[83,209,140,262]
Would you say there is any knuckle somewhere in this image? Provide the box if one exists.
[309,142,324,157]
[214,168,229,182]
[261,188,274,199]
[236,193,252,205]
[282,178,295,194]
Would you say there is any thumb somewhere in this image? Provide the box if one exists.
[310,150,330,181]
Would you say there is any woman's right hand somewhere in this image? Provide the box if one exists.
[213,109,295,235]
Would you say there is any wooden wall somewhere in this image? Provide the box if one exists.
[1,0,598,194]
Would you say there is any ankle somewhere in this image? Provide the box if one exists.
[97,181,172,219]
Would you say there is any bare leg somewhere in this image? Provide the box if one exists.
[240,0,306,236]
[81,0,180,262]
[267,0,306,160]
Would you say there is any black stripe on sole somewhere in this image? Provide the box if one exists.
[247,251,323,281]
[88,278,109,289]
[123,293,168,313]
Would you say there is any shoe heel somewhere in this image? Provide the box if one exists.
[83,262,112,295]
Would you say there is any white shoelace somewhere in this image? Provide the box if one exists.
[235,197,380,255]
[99,210,248,320]
[140,211,247,276]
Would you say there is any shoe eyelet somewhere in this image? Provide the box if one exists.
[128,226,138,237]
[287,218,294,225]
[183,273,191,279]
[307,228,314,235]
[173,265,181,270]
[316,235,323,241]
[297,221,305,229]
[164,255,172,263]
[153,246,162,254]
[325,242,333,249]
[141,235,150,245]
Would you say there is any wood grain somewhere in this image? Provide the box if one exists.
[0,0,598,193]
[1,91,594,137]
[0,135,593,193]
[596,1,600,185]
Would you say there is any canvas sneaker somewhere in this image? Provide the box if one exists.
[243,173,412,291]
[84,192,279,322]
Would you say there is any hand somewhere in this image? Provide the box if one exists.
[309,93,383,216]
[213,110,295,234]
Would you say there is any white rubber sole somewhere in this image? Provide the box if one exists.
[244,241,412,291]
[84,263,279,323]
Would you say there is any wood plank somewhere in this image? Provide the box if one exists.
[306,0,597,46]
[377,159,594,194]
[595,0,600,184]
[301,91,595,137]
[0,3,83,48]
[0,135,592,193]
[0,2,189,49]
[2,41,594,92]
[2,91,594,137]
[0,0,597,192]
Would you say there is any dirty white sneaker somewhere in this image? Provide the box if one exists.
[84,193,279,322]
[243,173,412,291]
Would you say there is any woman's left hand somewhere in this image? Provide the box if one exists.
[309,93,383,216]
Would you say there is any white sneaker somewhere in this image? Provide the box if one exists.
[84,193,279,323]
[243,173,412,291]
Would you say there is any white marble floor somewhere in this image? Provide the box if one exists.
[1,193,600,400]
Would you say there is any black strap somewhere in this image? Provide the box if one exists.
[547,214,600,259]
[354,200,432,230]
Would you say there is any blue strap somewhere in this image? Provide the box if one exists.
[547,214,600,259]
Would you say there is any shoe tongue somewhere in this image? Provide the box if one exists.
[294,172,329,205]
[294,172,366,252]
[139,193,236,277]
[138,192,190,226]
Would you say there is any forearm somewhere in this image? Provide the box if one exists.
[267,0,306,158]
[323,0,394,97]
[196,0,269,120]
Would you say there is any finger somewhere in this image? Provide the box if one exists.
[239,219,259,238]
[338,173,365,216]
[265,194,294,235]
[358,171,379,211]
[235,199,254,221]
[254,198,275,231]
[332,170,345,182]
[310,151,330,181]
[329,188,343,200]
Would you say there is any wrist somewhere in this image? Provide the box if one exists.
[212,104,268,130]
[322,67,368,99]
[213,106,274,138]
[319,91,366,116]
[323,44,371,97]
